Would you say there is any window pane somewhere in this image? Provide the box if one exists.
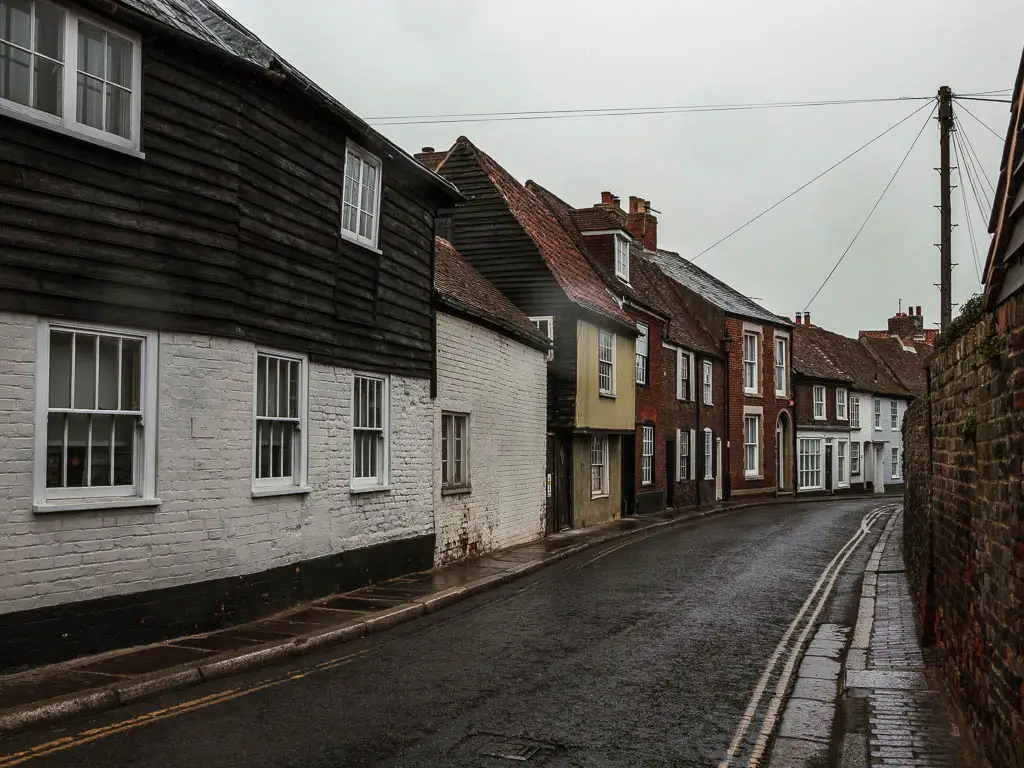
[120,339,141,411]
[359,210,373,240]
[105,84,130,138]
[73,334,96,409]
[278,360,289,419]
[278,422,291,478]
[77,21,104,77]
[35,2,63,59]
[113,414,134,485]
[288,361,299,418]
[76,71,103,129]
[106,32,130,86]
[342,202,357,234]
[90,413,113,486]
[0,42,30,106]
[256,355,267,417]
[97,336,119,409]
[0,0,30,47]
[46,412,64,487]
[32,55,61,115]
[48,330,72,408]
[66,413,89,487]
[258,420,272,478]
[267,358,278,418]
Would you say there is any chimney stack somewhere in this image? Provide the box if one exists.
[420,146,435,153]
[795,311,802,324]
[601,191,614,205]
[804,312,811,326]
[625,195,658,251]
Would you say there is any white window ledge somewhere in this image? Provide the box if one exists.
[34,497,162,514]
[1,104,146,160]
[442,486,472,496]
[744,473,764,480]
[340,232,383,255]
[599,392,617,399]
[744,390,761,397]
[591,494,609,500]
[251,486,312,499]
[351,484,392,495]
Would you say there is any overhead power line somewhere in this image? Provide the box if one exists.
[803,103,937,311]
[953,96,1013,104]
[953,130,991,223]
[690,99,935,262]
[952,134,984,284]
[955,117,995,196]
[367,95,933,125]
[953,100,1005,142]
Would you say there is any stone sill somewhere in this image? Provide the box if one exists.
[34,498,162,514]
[442,486,472,496]
[251,486,312,499]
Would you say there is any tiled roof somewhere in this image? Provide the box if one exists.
[434,237,550,350]
[113,0,457,198]
[527,183,719,356]
[647,249,790,327]
[570,206,629,232]
[414,150,448,173]
[858,328,939,345]
[860,336,932,398]
[793,325,909,397]
[437,138,634,327]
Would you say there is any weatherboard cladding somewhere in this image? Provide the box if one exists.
[647,249,789,327]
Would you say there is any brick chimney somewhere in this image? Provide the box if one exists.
[887,304,924,338]
[795,311,802,324]
[626,196,658,251]
[598,191,623,210]
[804,311,811,326]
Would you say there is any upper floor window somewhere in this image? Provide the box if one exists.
[614,234,630,281]
[702,360,713,405]
[874,399,882,429]
[635,323,649,385]
[529,316,554,361]
[890,401,899,430]
[35,322,157,510]
[850,395,861,428]
[0,1,142,152]
[836,388,848,420]
[774,336,787,395]
[678,350,691,400]
[641,425,654,485]
[813,385,825,420]
[743,332,759,394]
[254,351,307,491]
[352,373,389,489]
[598,329,615,395]
[342,142,382,249]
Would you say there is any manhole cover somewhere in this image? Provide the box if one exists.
[454,733,561,765]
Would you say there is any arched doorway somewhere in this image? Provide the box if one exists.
[776,411,793,491]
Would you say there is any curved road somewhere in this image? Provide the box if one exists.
[0,498,890,767]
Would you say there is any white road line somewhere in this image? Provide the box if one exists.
[745,507,889,766]
[717,505,891,768]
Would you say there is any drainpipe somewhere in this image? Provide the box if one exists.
[723,336,732,500]
[695,359,702,507]
[792,383,799,497]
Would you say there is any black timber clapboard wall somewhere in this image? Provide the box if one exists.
[0,32,452,380]
[434,142,579,428]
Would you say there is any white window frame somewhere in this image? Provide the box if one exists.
[635,323,649,385]
[744,415,760,477]
[529,316,554,361]
[341,141,384,251]
[798,438,823,490]
[890,401,899,431]
[836,388,848,421]
[641,425,654,485]
[774,334,788,396]
[743,330,760,395]
[614,234,630,281]
[703,428,713,480]
[702,360,713,405]
[0,2,144,155]
[590,435,609,498]
[891,447,901,479]
[677,349,692,401]
[351,372,390,491]
[837,440,847,486]
[813,386,826,420]
[678,429,690,481]
[441,411,470,491]
[33,320,158,511]
[598,329,616,396]
[850,395,860,429]
[252,349,309,495]
[851,441,861,475]
[874,399,882,429]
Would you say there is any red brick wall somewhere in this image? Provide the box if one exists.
[726,316,793,495]
[793,380,846,427]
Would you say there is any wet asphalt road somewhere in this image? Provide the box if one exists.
[0,498,890,768]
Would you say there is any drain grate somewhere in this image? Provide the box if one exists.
[454,733,561,765]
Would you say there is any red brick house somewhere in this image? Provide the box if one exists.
[648,251,794,498]
[530,188,727,512]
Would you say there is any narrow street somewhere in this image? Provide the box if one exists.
[0,499,891,768]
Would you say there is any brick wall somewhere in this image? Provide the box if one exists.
[433,312,547,564]
[0,312,434,616]
[902,290,1024,768]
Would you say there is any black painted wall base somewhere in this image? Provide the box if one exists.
[634,489,665,516]
[1,534,435,674]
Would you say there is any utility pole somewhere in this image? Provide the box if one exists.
[938,86,954,328]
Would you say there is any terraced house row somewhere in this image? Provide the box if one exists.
[0,0,930,671]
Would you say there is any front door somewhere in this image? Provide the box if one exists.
[665,438,675,508]
[546,434,572,533]
[777,429,783,490]
[715,438,723,501]
[825,443,834,493]
[621,433,636,517]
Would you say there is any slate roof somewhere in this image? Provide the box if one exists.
[434,238,550,351]
[527,182,719,357]
[793,325,909,397]
[647,249,789,327]
[106,0,457,198]
[860,336,932,398]
[435,138,634,328]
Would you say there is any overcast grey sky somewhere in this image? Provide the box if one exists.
[219,0,1020,336]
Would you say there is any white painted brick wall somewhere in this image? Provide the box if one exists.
[0,312,433,615]
[434,313,547,564]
